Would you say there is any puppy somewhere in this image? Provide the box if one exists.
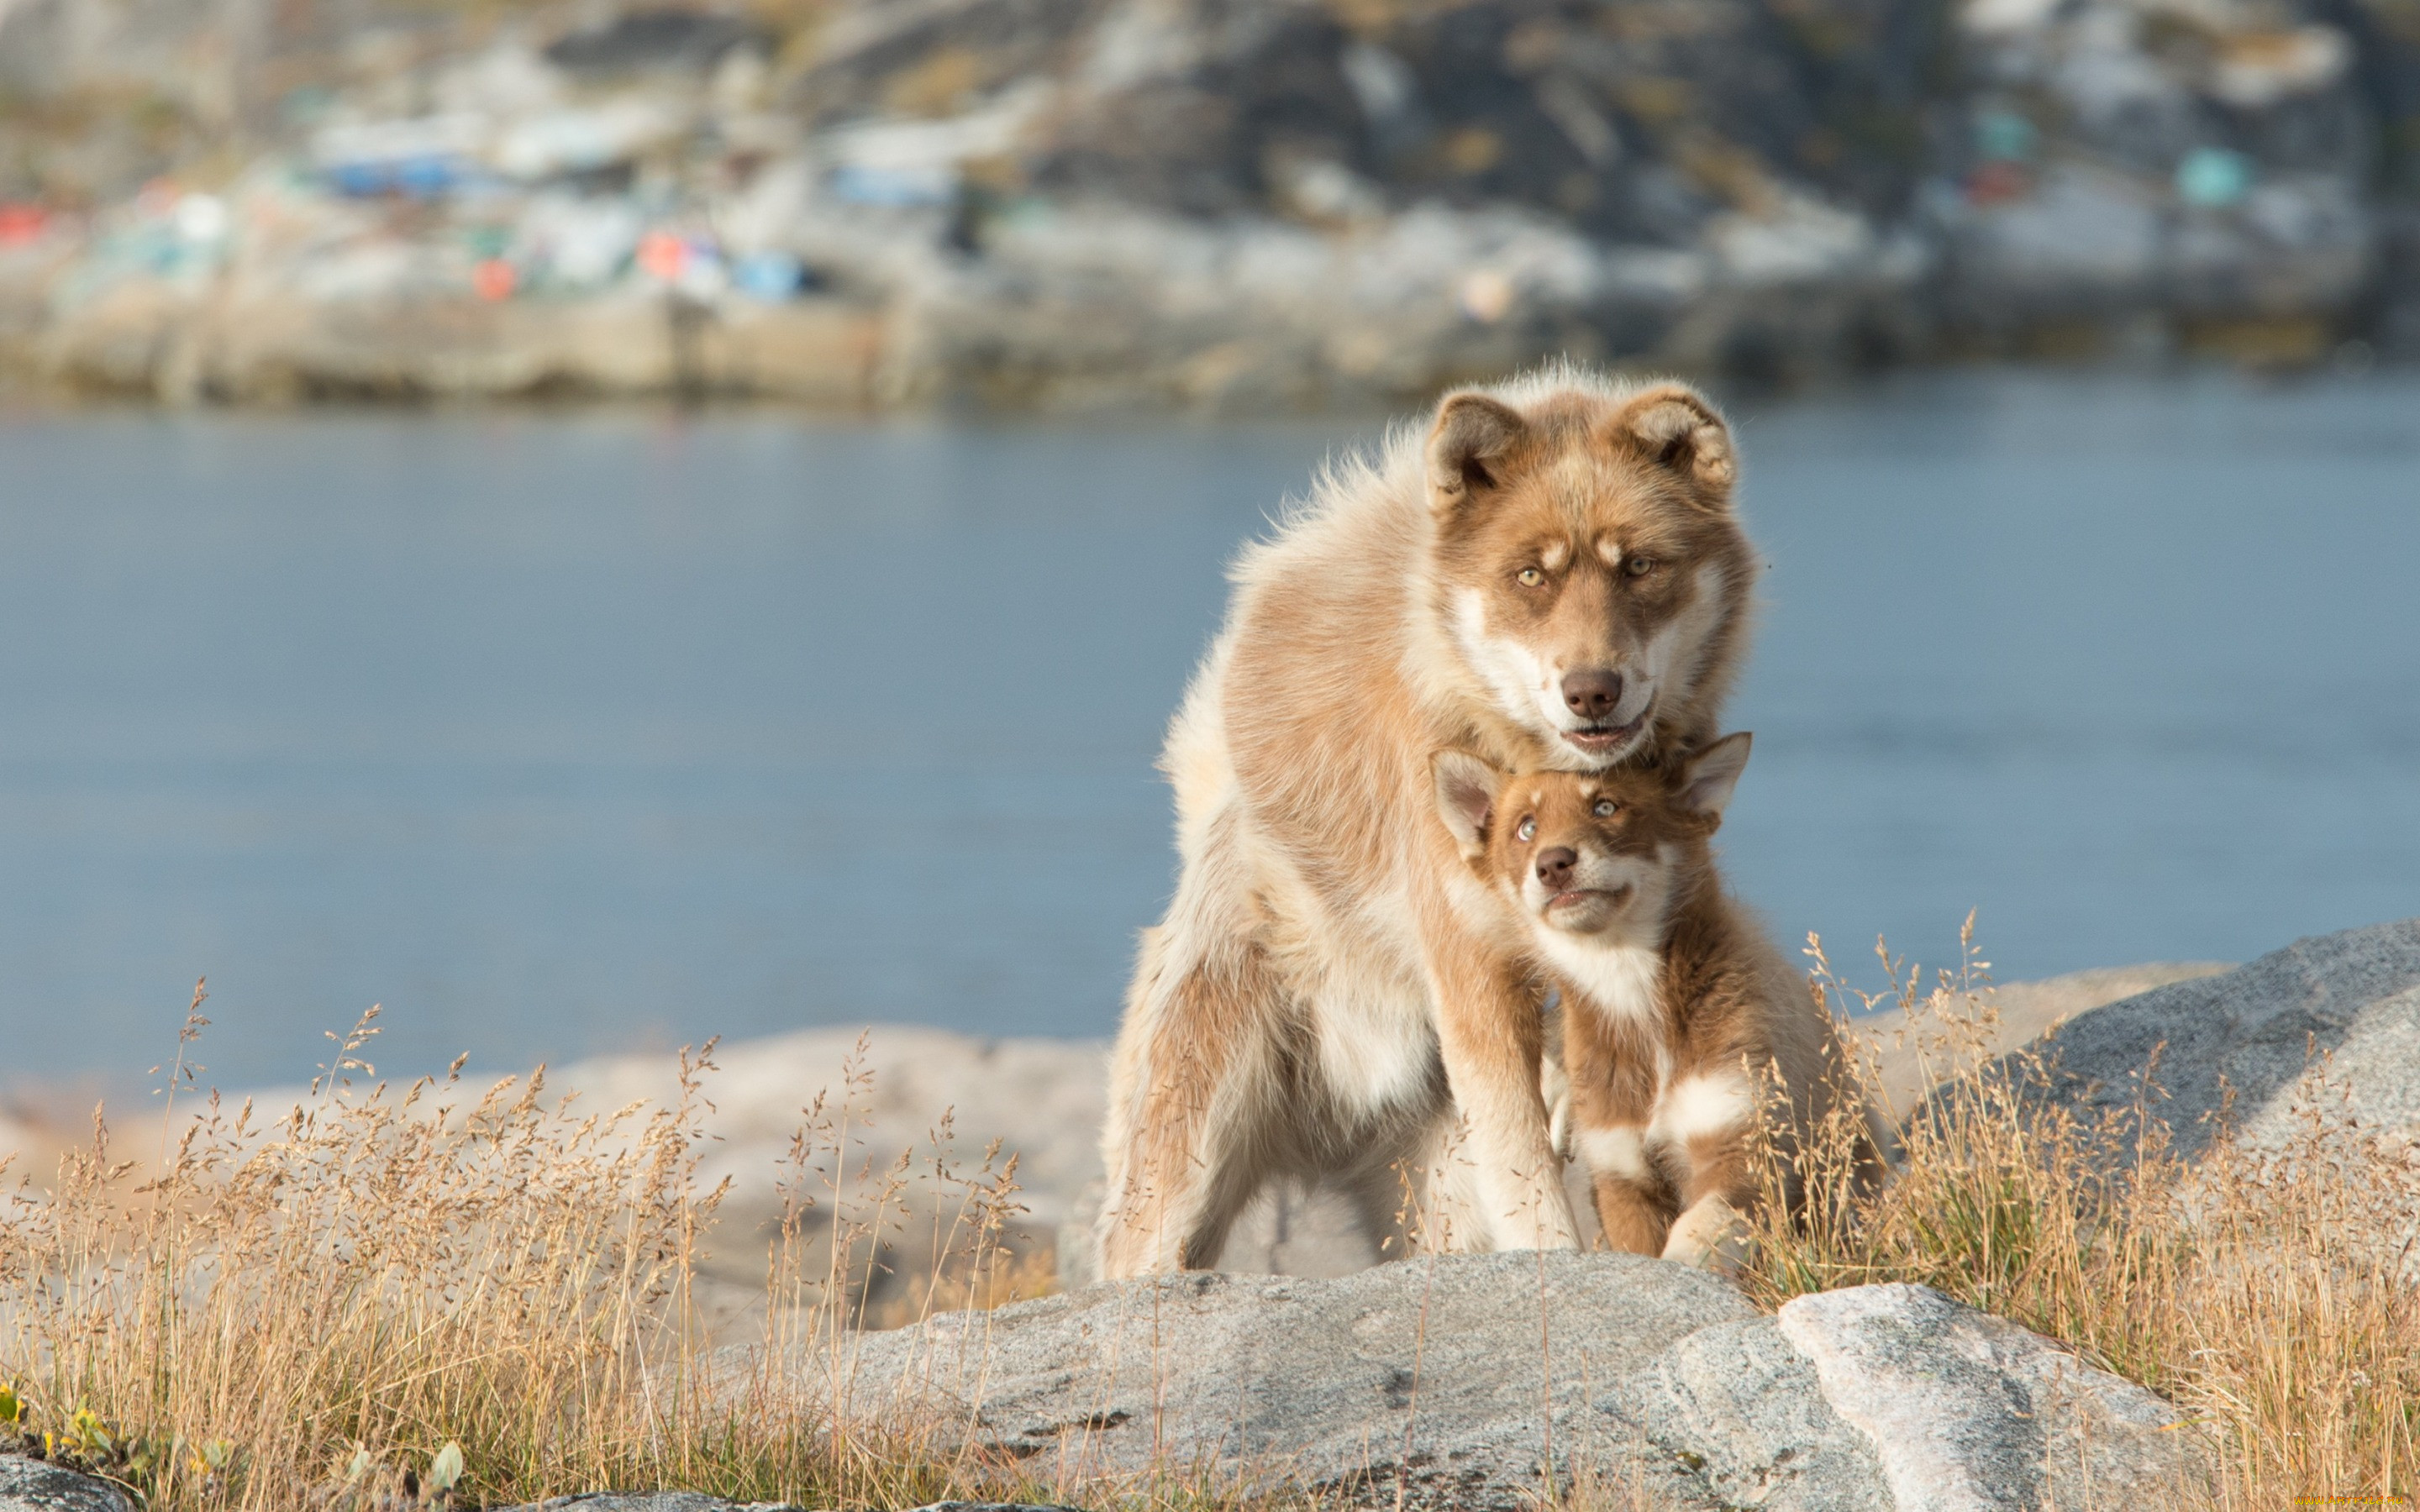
[1434,734,1881,1270]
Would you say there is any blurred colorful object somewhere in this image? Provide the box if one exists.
[828,162,955,208]
[313,117,487,200]
[1973,109,2039,164]
[733,250,804,302]
[2176,149,2253,209]
[0,205,49,246]
[1965,161,2031,206]
[636,230,687,281]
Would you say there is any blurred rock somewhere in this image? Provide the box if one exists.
[557,1024,1109,1271]
[1850,960,2231,1117]
[1948,163,2165,312]
[544,10,770,78]
[1928,0,2391,355]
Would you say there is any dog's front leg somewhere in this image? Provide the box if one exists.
[1422,922,1581,1253]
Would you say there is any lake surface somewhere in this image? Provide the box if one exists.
[3,371,2416,1095]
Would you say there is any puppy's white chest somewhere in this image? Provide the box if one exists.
[1536,932,1665,1035]
[1539,932,1756,1192]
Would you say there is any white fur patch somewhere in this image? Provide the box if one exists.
[1541,1054,1573,1159]
[1451,588,1564,741]
[1534,931,1664,1034]
[1647,563,1727,700]
[1313,984,1439,1120]
[1577,1123,1650,1182]
[1654,1069,1753,1145]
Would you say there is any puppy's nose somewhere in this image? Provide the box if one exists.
[1561,669,1624,721]
[1535,847,1577,891]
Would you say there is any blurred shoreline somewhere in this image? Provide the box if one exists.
[3,1,2418,411]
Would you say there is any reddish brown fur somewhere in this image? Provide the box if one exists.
[1439,741,1882,1268]
[1096,366,1761,1277]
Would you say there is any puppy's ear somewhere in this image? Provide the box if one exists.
[1426,393,1528,516]
[1606,384,1735,497]
[1431,749,1503,859]
[1677,732,1752,820]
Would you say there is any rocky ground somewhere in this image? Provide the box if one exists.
[803,1256,2205,1509]
[1,921,2414,1509]
[3,0,2419,407]
[0,1263,2228,1509]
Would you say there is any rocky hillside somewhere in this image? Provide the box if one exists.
[3,0,2418,404]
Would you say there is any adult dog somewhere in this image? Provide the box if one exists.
[1096,365,1760,1276]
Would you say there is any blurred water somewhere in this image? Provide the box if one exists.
[1,372,2414,1094]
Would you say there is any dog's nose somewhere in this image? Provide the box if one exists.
[1535,847,1577,890]
[1561,669,1624,722]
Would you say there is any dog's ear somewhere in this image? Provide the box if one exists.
[1431,749,1503,858]
[1426,393,1528,516]
[1677,732,1752,820]
[1606,384,1735,496]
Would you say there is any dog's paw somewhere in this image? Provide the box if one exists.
[1660,1196,1750,1277]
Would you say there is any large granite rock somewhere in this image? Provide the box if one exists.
[1849,960,2230,1119]
[0,1458,135,1512]
[801,1252,2208,1510]
[2008,918,2420,1158]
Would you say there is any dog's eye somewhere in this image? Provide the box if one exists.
[1516,567,1544,587]
[1624,555,1656,577]
[1592,799,1618,818]
[1516,816,1536,842]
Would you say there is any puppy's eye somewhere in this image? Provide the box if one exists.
[1624,555,1656,577]
[1515,816,1536,842]
[1516,567,1544,587]
[1591,799,1618,818]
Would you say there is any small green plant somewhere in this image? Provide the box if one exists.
[0,1389,237,1506]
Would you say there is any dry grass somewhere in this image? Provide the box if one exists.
[1739,922,2420,1511]
[3,933,2414,1512]
[0,994,1109,1512]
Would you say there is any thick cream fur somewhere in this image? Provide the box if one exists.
[1095,365,1757,1275]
